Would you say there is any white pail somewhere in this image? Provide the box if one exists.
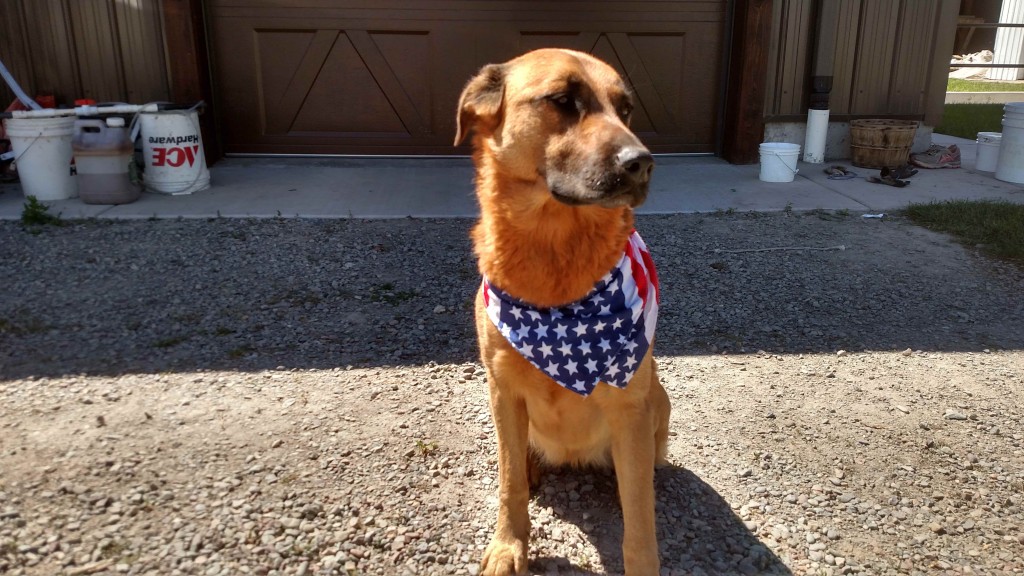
[139,109,210,194]
[759,142,801,183]
[995,102,1024,184]
[2,116,77,201]
[975,132,1001,172]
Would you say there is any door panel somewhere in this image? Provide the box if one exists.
[209,1,727,154]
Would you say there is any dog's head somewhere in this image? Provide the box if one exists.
[455,49,653,209]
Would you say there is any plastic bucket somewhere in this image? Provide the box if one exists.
[975,132,1001,172]
[73,117,140,205]
[995,102,1024,184]
[139,109,210,194]
[2,116,78,201]
[759,142,801,182]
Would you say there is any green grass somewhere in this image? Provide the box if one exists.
[947,78,1024,92]
[905,200,1024,262]
[21,196,62,227]
[934,104,1004,139]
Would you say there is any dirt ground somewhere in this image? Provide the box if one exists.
[1,212,1023,576]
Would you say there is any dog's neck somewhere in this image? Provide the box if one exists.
[472,167,634,309]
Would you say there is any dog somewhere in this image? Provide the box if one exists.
[455,48,672,576]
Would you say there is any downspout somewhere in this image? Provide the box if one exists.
[803,1,840,163]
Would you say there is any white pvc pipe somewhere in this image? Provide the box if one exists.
[803,108,830,164]
[0,57,42,110]
[7,103,160,119]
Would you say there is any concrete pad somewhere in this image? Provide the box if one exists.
[1,148,1021,221]
[639,157,867,214]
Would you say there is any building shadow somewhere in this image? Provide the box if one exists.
[1,212,1023,380]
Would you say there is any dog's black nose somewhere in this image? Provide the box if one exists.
[617,147,654,184]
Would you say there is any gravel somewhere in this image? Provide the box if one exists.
[1,211,1023,575]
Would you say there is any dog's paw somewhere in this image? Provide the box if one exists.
[480,538,528,575]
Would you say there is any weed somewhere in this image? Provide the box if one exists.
[154,336,187,348]
[0,311,48,335]
[98,539,127,559]
[370,282,418,305]
[415,439,439,457]
[229,345,255,358]
[21,196,62,227]
[783,202,794,215]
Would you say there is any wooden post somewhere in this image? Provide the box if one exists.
[161,0,221,164]
[722,0,773,164]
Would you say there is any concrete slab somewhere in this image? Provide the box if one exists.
[1,146,1021,221]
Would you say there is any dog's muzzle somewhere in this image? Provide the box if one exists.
[549,146,654,208]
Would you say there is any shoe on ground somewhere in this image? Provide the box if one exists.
[910,144,961,169]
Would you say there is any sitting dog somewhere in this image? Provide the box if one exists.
[455,48,671,575]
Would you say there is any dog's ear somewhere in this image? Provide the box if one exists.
[454,63,506,145]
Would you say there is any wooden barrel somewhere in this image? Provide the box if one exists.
[850,119,919,169]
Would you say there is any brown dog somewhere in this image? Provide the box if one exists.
[455,49,671,575]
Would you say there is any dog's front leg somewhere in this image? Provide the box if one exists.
[609,402,660,575]
[481,380,531,575]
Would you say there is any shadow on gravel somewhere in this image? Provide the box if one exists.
[1,214,1023,380]
[530,464,792,575]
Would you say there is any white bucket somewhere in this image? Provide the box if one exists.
[759,142,801,182]
[975,132,1001,172]
[2,116,78,201]
[995,102,1024,184]
[139,109,210,194]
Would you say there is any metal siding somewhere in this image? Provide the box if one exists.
[888,0,937,115]
[774,0,814,115]
[766,0,959,120]
[0,0,168,107]
[829,0,862,115]
[17,1,80,100]
[114,0,171,103]
[849,0,898,114]
[0,3,33,106]
[67,0,126,102]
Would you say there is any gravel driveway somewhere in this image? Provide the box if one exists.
[1,211,1023,576]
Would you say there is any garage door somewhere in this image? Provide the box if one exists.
[209,1,727,155]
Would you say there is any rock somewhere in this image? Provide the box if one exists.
[944,410,968,421]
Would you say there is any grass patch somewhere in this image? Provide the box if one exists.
[905,200,1024,262]
[947,78,1024,92]
[935,104,1004,139]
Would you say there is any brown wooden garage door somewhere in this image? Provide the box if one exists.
[209,1,726,155]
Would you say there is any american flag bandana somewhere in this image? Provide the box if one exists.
[482,231,659,397]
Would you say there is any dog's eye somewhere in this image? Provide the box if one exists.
[618,104,634,120]
[548,93,578,114]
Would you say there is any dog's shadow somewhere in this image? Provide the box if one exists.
[528,463,792,575]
